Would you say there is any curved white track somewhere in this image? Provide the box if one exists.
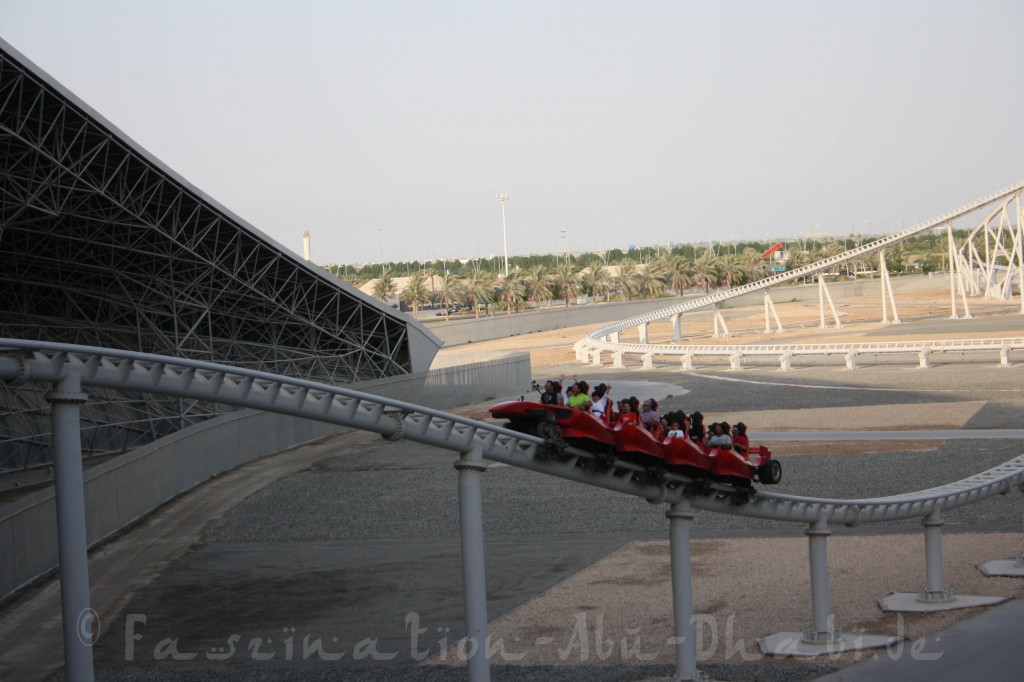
[576,180,1024,366]
[2,338,1022,526]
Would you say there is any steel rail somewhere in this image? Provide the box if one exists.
[3,338,1023,527]
[578,181,1024,360]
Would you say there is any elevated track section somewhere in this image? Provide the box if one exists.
[3,338,1022,679]
[576,181,1024,370]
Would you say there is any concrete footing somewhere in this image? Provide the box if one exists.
[978,558,1024,577]
[760,631,900,658]
[878,591,1009,612]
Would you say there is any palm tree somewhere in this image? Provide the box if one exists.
[466,268,496,318]
[400,270,431,318]
[554,262,580,307]
[581,259,611,303]
[740,247,768,282]
[613,258,640,300]
[498,270,527,315]
[527,264,553,308]
[422,266,437,293]
[439,272,464,321]
[786,250,811,271]
[371,267,398,303]
[691,250,720,293]
[637,261,668,299]
[718,254,746,288]
[660,252,693,294]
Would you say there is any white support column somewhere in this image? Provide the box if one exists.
[947,223,959,319]
[48,372,96,682]
[589,350,602,366]
[712,305,730,338]
[817,275,842,328]
[818,275,827,328]
[1000,345,1011,366]
[878,250,901,324]
[666,501,702,682]
[455,447,491,682]
[639,322,649,344]
[880,510,1009,612]
[612,351,624,368]
[762,516,898,657]
[805,517,837,644]
[672,313,682,342]
[763,291,784,333]
[729,351,742,371]
[780,351,792,371]
[880,250,889,324]
[610,331,620,344]
[1018,197,1024,314]
[642,352,654,369]
[680,354,694,371]
[844,350,858,370]
[918,350,930,369]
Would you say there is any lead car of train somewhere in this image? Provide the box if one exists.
[489,400,782,491]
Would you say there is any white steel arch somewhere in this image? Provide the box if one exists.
[576,181,1024,369]
[3,338,1023,681]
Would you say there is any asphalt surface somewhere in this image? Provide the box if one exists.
[30,360,1017,682]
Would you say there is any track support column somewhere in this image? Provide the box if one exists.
[762,515,898,657]
[805,517,836,644]
[48,372,96,682]
[455,446,491,681]
[666,501,704,681]
[672,313,682,342]
[880,509,1009,611]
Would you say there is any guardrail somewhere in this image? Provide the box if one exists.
[577,335,1024,370]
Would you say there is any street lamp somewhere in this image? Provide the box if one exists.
[497,193,509,276]
[377,229,384,277]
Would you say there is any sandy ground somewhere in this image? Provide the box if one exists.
[429,285,1024,673]
[473,534,1024,669]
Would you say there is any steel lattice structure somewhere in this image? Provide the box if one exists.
[0,39,440,470]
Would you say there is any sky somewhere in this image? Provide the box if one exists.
[2,0,1023,266]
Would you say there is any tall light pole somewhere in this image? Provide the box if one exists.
[377,229,384,277]
[497,193,509,276]
[560,228,568,264]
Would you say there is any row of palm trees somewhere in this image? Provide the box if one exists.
[371,247,812,319]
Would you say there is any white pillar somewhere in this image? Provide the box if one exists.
[672,313,681,342]
[48,373,96,682]
[921,511,952,601]
[455,447,491,681]
[804,517,838,643]
[639,322,649,344]
[667,501,701,681]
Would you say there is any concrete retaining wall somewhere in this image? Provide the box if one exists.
[424,298,687,345]
[0,353,528,602]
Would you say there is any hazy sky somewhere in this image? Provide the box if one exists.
[3,1,1023,265]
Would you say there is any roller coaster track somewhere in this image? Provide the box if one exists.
[577,180,1024,359]
[3,338,1023,527]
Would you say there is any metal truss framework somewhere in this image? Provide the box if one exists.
[954,193,1024,305]
[575,181,1024,370]
[0,40,439,470]
[2,339,1023,681]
